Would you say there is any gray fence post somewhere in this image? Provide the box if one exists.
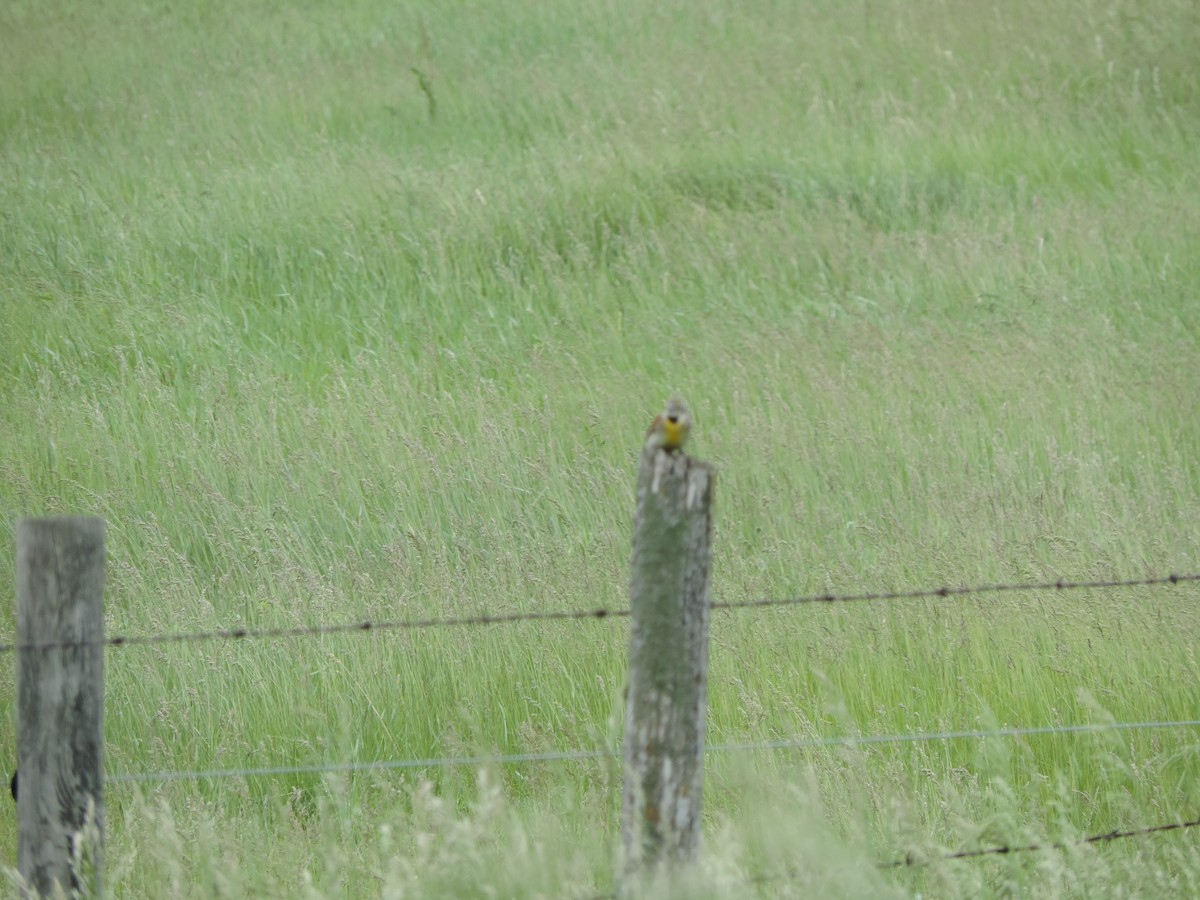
[620,448,715,891]
[16,516,106,898]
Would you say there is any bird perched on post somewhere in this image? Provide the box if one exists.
[645,395,692,454]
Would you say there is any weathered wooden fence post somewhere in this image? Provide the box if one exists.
[16,516,106,898]
[620,447,715,892]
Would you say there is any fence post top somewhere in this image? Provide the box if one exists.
[17,516,105,529]
[640,448,715,504]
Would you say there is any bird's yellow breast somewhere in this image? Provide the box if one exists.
[661,418,687,449]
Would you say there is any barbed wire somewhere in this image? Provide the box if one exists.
[590,814,1200,899]
[104,718,1200,786]
[877,815,1200,870]
[0,572,1195,654]
[712,572,1199,614]
[0,605,626,654]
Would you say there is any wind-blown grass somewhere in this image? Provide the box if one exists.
[2,0,1199,895]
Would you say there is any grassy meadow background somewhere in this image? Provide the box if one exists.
[3,0,1200,895]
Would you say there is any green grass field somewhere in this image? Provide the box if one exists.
[3,0,1200,895]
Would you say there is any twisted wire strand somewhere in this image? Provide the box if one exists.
[880,815,1200,869]
[591,814,1200,899]
[1,572,1195,654]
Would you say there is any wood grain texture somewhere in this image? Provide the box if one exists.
[621,449,714,890]
[16,517,105,898]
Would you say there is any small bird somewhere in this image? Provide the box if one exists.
[644,395,692,454]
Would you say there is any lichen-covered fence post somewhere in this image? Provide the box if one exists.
[620,447,715,892]
[16,516,106,898]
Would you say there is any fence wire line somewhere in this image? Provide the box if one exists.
[1,572,1196,654]
[877,815,1200,870]
[590,814,1200,899]
[104,718,1200,785]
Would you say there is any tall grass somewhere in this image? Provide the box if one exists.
[2,0,1199,895]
